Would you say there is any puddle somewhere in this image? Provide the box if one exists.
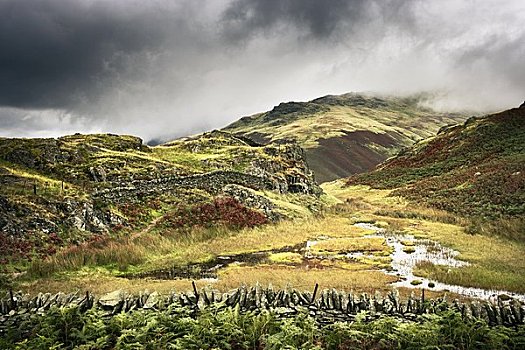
[353,222,385,231]
[125,244,304,280]
[353,223,525,303]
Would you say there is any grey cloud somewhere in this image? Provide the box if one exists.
[454,32,525,91]
[221,0,416,42]
[0,0,179,110]
[0,0,523,140]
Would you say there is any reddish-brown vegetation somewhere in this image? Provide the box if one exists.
[348,105,525,220]
[161,196,268,230]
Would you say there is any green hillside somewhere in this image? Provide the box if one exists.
[349,102,525,221]
[224,93,467,182]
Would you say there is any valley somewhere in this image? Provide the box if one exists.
[16,181,525,305]
[1,94,524,349]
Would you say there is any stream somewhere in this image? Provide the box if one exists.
[351,223,525,303]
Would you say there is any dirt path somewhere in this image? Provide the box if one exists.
[130,215,165,240]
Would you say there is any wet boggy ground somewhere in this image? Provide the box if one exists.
[124,222,525,303]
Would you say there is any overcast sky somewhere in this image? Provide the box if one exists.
[0,0,524,141]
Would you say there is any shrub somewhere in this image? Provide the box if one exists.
[161,197,268,231]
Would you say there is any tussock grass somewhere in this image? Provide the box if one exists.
[414,261,525,293]
[313,237,388,253]
[216,265,398,293]
[466,217,525,241]
[25,211,379,281]
[325,182,525,294]
[29,238,148,277]
[268,252,303,264]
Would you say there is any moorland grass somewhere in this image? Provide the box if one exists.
[327,184,525,294]
[312,237,388,254]
[21,181,525,298]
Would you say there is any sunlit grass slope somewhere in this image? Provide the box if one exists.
[224,92,467,181]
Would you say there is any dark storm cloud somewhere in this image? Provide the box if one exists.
[0,0,175,109]
[221,0,416,41]
[0,0,523,139]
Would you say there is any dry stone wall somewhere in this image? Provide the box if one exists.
[1,286,523,335]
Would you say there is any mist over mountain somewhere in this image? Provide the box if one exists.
[0,0,524,139]
[223,92,468,182]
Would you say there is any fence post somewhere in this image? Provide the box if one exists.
[192,281,199,305]
[9,289,14,309]
[310,283,319,304]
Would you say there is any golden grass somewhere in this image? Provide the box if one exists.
[313,237,388,253]
[215,265,398,293]
[324,181,525,294]
[19,273,208,296]
[316,259,373,271]
[268,252,303,264]
[403,247,416,254]
[190,215,373,257]
[28,213,371,277]
[18,271,470,303]
[23,178,525,298]
[414,262,525,293]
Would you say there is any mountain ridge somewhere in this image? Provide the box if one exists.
[223,92,469,182]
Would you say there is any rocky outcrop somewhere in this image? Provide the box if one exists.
[0,132,321,247]
[60,199,123,232]
[250,143,321,195]
[93,142,321,203]
[0,138,62,172]
[221,184,282,221]
[0,194,123,236]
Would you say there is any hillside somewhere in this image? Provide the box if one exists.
[0,132,322,266]
[224,93,467,182]
[348,102,525,220]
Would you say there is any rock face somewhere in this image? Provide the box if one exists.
[0,195,123,237]
[222,184,282,221]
